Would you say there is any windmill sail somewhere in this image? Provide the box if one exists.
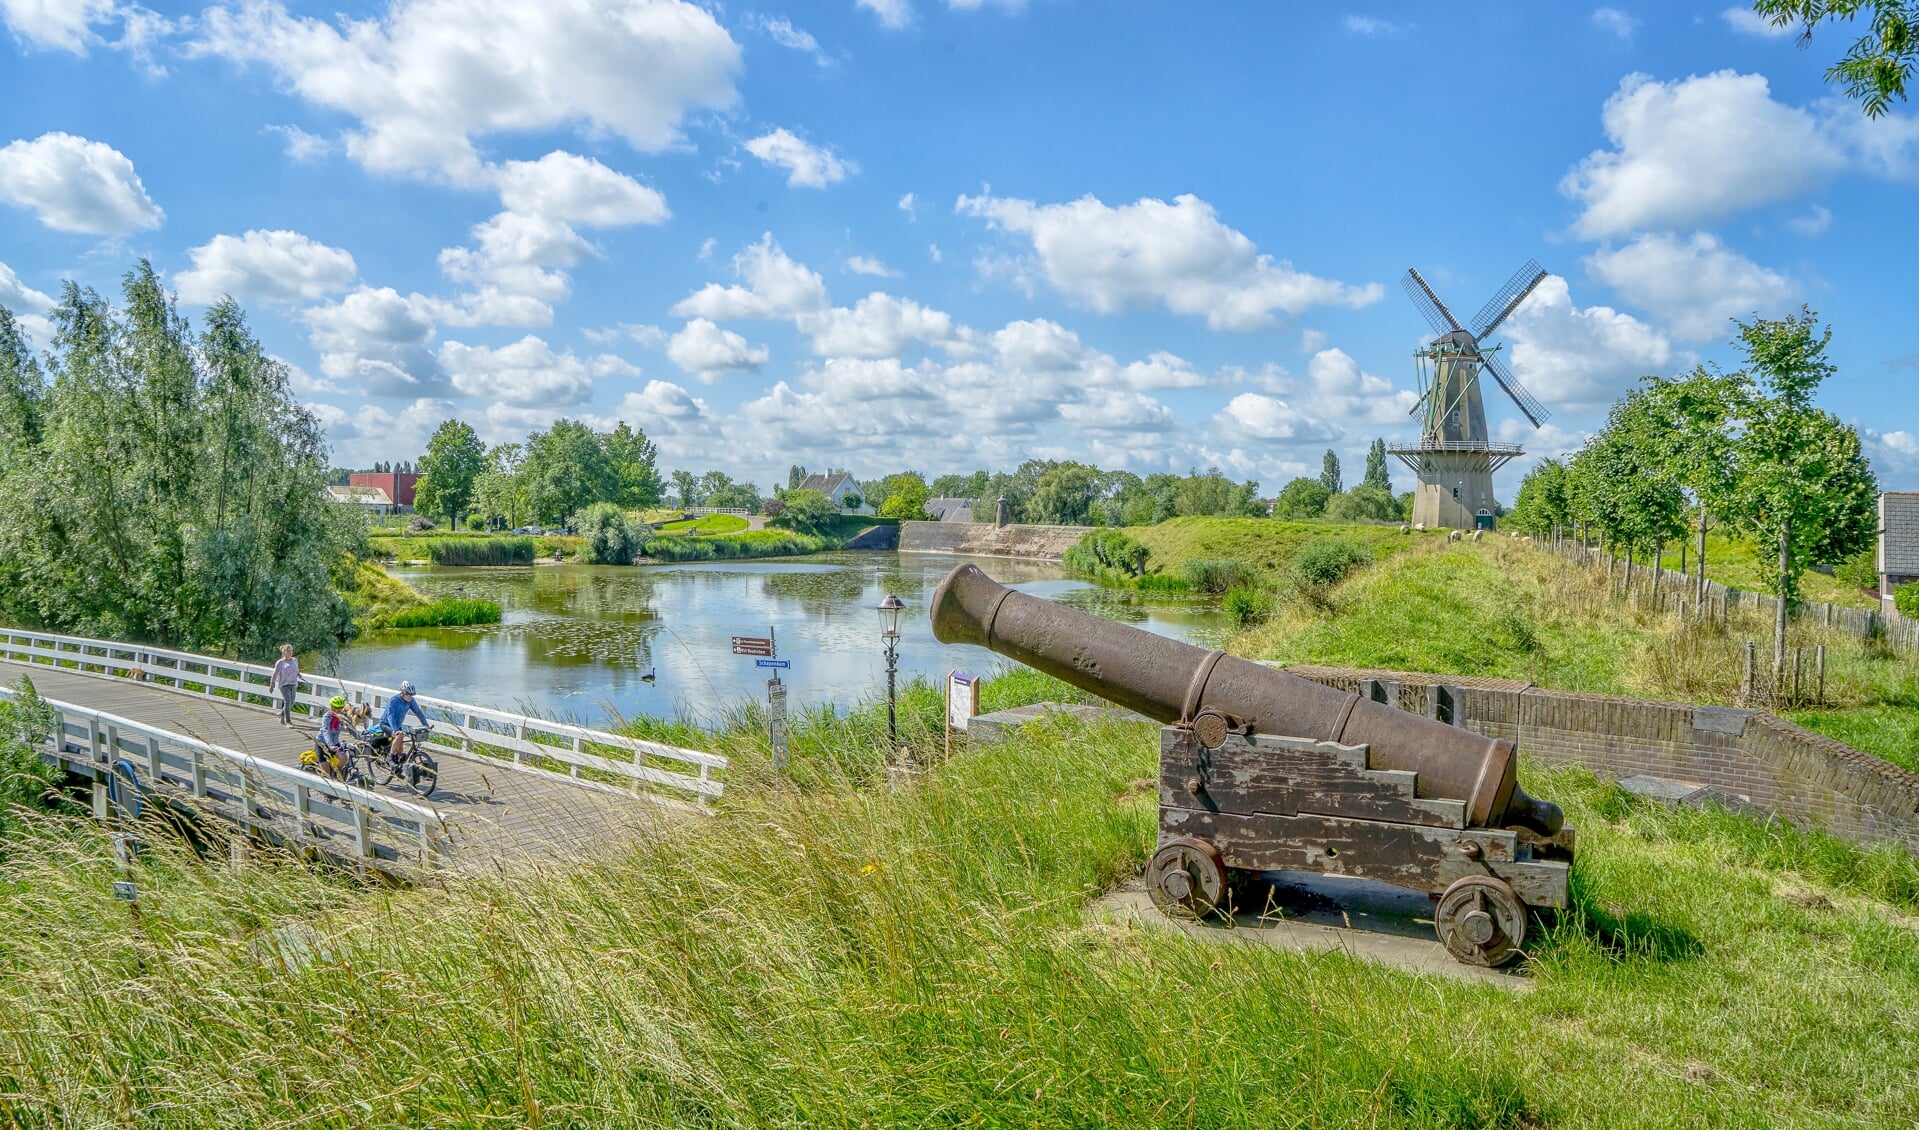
[1480,351,1551,428]
[1470,260,1548,341]
[1401,269,1462,337]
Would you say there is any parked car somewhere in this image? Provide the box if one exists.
[514,526,539,535]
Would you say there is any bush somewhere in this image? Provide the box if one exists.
[1222,584,1278,626]
[0,676,61,837]
[1063,529,1148,581]
[424,537,535,566]
[1897,583,1919,619]
[574,502,642,565]
[774,489,838,535]
[386,598,503,629]
[1180,557,1254,594]
[1324,484,1400,523]
[1273,477,1331,519]
[463,514,487,532]
[762,498,785,519]
[1833,547,1878,592]
[1290,536,1373,587]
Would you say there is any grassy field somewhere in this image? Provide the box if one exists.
[1,670,1915,1127]
[1128,516,1423,579]
[642,530,826,562]
[1648,530,1875,610]
[656,514,750,535]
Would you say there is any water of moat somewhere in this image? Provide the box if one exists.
[333,552,1229,727]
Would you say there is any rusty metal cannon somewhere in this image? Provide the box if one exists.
[930,563,1573,966]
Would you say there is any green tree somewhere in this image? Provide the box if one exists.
[1274,477,1332,519]
[1325,485,1399,522]
[1507,459,1573,536]
[878,472,933,520]
[414,419,486,524]
[773,489,837,535]
[1725,309,1879,683]
[1173,468,1263,518]
[1634,368,1750,604]
[1572,387,1691,593]
[1362,437,1392,493]
[787,464,808,490]
[1029,462,1102,526]
[603,422,664,509]
[931,470,988,499]
[574,502,642,565]
[473,443,527,529]
[672,469,700,508]
[1752,0,1917,116]
[1318,449,1342,494]
[522,419,615,525]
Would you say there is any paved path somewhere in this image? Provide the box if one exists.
[3,660,683,871]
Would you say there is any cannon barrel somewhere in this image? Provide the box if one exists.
[930,564,1562,835]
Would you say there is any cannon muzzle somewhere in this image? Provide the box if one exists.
[931,563,1562,835]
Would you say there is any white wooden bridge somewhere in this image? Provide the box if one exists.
[0,629,727,877]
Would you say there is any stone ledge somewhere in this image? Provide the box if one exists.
[967,702,1144,744]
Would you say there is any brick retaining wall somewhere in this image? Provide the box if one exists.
[1285,664,1919,851]
[898,521,1087,561]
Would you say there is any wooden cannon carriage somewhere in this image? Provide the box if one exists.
[930,564,1573,967]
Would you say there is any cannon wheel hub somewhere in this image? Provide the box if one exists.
[1148,837,1225,918]
[1435,875,1526,966]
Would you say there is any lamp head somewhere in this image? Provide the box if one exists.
[877,593,905,637]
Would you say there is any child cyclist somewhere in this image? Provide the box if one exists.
[304,696,352,780]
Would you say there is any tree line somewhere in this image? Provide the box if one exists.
[1506,310,1878,680]
[0,264,355,658]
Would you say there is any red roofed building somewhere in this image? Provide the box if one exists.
[349,471,421,508]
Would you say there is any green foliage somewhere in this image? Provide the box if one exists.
[332,554,427,630]
[673,469,699,507]
[1221,583,1278,625]
[1290,536,1374,587]
[413,419,485,523]
[1753,0,1917,117]
[876,472,933,520]
[1897,583,1919,618]
[574,502,642,565]
[773,489,838,535]
[1507,458,1573,536]
[1273,477,1332,519]
[1179,556,1254,593]
[0,676,60,838]
[604,422,665,510]
[0,267,353,659]
[523,419,616,525]
[423,537,535,566]
[1324,484,1399,523]
[1832,547,1879,591]
[1362,437,1393,494]
[1062,529,1149,582]
[385,598,502,629]
[840,492,863,511]
[642,531,827,561]
[1318,448,1342,494]
[463,514,486,531]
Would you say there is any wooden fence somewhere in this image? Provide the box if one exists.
[0,629,726,810]
[1,683,445,870]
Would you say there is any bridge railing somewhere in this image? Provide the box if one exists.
[0,629,726,810]
[0,684,445,867]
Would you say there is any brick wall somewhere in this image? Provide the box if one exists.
[898,521,1087,561]
[1285,664,1919,852]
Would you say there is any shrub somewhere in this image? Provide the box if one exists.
[1324,484,1400,523]
[387,598,503,629]
[773,489,837,535]
[1222,584,1278,625]
[463,514,487,532]
[762,498,785,518]
[1273,477,1331,520]
[1833,547,1878,592]
[424,537,535,566]
[1897,582,1919,619]
[1290,536,1373,587]
[1180,557,1254,594]
[643,531,826,562]
[574,502,642,565]
[1063,529,1148,581]
[0,676,61,836]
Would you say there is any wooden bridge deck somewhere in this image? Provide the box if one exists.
[2,660,684,872]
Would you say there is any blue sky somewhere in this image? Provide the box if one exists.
[1,0,1915,497]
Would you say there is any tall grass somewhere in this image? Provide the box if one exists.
[643,530,826,561]
[1,679,1916,1126]
[423,536,535,565]
[385,597,502,629]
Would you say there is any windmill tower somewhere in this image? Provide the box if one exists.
[1388,261,1552,531]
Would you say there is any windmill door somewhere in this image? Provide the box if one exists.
[1475,510,1495,531]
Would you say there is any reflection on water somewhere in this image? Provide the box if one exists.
[330,553,1227,725]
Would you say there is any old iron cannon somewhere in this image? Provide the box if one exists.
[930,563,1573,966]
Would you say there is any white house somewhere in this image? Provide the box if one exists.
[325,484,396,515]
[796,471,872,514]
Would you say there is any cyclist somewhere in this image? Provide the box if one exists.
[309,695,351,779]
[368,680,430,763]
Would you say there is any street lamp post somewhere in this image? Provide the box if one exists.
[877,594,905,754]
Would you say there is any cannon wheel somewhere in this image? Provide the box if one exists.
[1435,875,1527,967]
[1148,837,1226,918]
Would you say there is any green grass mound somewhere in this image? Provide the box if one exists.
[1129,516,1417,580]
[656,514,750,535]
[385,597,502,629]
[2,679,1916,1126]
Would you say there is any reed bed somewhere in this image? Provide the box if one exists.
[422,537,536,566]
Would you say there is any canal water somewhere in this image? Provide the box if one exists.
[331,553,1227,726]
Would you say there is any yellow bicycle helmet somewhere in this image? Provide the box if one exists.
[328,695,347,709]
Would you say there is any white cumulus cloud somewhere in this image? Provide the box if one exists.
[177,229,357,305]
[0,132,163,234]
[956,191,1382,331]
[672,234,830,320]
[845,255,899,277]
[494,150,669,226]
[1,0,116,52]
[1721,6,1795,37]
[440,335,598,406]
[802,292,956,358]
[1499,275,1677,411]
[667,318,769,379]
[856,0,911,27]
[744,128,856,188]
[1591,7,1639,39]
[304,285,446,397]
[1586,232,1793,341]
[193,0,741,183]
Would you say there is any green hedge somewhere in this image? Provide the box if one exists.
[644,531,826,562]
[424,537,536,566]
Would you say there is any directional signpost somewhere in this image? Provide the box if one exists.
[733,629,789,770]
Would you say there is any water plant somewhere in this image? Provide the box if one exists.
[423,537,536,566]
[385,598,503,629]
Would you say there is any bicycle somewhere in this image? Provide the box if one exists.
[303,737,372,791]
[371,723,439,798]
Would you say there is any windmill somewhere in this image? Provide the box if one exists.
[1387,260,1552,531]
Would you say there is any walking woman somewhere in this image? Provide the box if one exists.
[270,644,300,725]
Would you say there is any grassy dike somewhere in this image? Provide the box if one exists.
[1,667,1916,1126]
